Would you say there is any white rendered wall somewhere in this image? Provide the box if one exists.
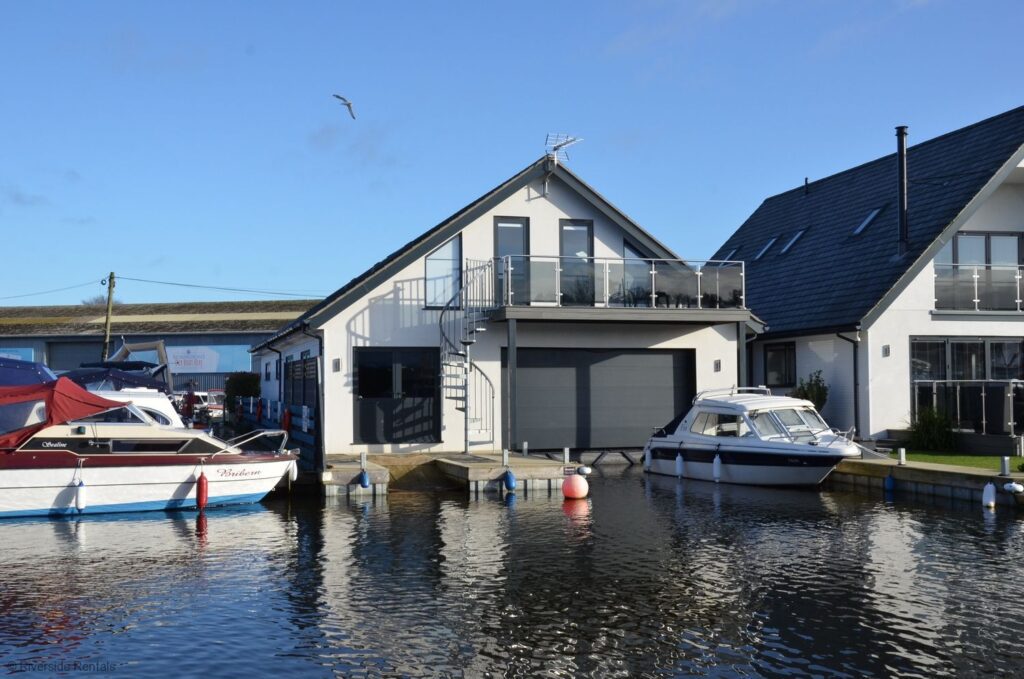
[864,182,1024,436]
[306,174,741,455]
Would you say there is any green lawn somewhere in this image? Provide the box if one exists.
[904,451,1023,472]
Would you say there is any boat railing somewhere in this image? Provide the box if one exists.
[693,386,772,403]
[219,428,292,455]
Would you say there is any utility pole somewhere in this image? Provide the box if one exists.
[101,271,116,361]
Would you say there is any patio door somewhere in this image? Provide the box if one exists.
[560,220,594,306]
[354,348,440,443]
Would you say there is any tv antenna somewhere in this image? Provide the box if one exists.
[545,134,582,164]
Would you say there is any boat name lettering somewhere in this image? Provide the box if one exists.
[40,441,68,449]
[216,467,260,478]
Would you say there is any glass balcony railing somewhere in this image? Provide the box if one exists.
[913,379,1024,435]
[496,256,745,310]
[935,264,1022,311]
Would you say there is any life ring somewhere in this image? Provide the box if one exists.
[282,407,292,431]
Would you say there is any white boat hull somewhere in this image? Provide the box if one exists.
[0,458,296,518]
[647,456,837,486]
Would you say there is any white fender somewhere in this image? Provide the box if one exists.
[713,454,722,483]
[643,447,652,471]
[674,452,684,477]
[75,480,87,512]
[1002,481,1024,495]
[982,482,997,508]
[289,460,298,483]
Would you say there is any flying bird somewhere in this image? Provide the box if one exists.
[332,94,356,119]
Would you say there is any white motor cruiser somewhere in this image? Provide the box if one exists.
[643,387,860,486]
[0,378,298,518]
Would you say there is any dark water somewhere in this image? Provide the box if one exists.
[3,469,1024,677]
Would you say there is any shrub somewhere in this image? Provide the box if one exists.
[909,407,955,451]
[790,370,829,411]
[224,371,260,412]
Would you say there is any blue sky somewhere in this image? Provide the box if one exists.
[1,0,1022,305]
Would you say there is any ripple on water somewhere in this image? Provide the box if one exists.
[2,471,1024,676]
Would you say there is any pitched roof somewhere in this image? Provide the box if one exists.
[0,300,318,337]
[712,105,1024,336]
[254,155,682,350]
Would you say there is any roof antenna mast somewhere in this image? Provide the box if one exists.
[545,133,582,165]
[543,134,583,195]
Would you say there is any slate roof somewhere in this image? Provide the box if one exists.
[0,300,318,337]
[254,155,685,350]
[711,105,1024,336]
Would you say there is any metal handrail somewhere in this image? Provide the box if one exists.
[498,255,745,309]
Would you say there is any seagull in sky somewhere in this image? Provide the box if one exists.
[332,94,356,119]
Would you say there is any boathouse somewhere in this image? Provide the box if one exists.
[0,300,317,390]
[252,155,758,467]
[712,105,1024,450]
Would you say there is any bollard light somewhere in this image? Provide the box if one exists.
[563,447,570,465]
[502,448,509,467]
[898,447,906,466]
[1001,456,1010,476]
[523,441,529,458]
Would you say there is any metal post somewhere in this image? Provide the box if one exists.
[563,447,570,464]
[502,448,509,467]
[696,267,703,309]
[898,447,906,466]
[463,342,471,455]
[360,451,367,471]
[973,266,980,311]
[1016,269,1021,312]
[1001,456,1010,476]
[650,261,657,308]
[956,383,961,429]
[981,387,987,434]
[507,318,517,450]
[522,441,528,458]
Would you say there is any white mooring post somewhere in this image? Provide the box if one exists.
[522,441,529,458]
[360,451,368,471]
[563,447,570,465]
[502,448,509,467]
[1001,456,1010,476]
[898,448,906,466]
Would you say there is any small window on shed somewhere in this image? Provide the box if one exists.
[754,237,778,260]
[780,229,805,254]
[853,207,882,236]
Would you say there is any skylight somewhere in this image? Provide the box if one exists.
[722,247,738,261]
[853,207,882,236]
[780,229,805,254]
[754,237,778,260]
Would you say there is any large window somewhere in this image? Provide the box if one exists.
[764,343,796,388]
[936,232,1022,267]
[912,337,1024,381]
[354,348,440,444]
[495,217,529,304]
[425,235,462,308]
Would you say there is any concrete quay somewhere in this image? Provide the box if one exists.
[829,457,1024,507]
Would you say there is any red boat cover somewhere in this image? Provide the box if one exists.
[0,377,124,450]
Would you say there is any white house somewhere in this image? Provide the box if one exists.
[712,106,1024,448]
[253,155,756,466]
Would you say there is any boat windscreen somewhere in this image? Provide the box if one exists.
[658,411,689,437]
[750,410,785,437]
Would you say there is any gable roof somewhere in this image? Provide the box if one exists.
[712,105,1024,336]
[254,155,682,350]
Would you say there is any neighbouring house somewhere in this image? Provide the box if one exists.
[252,155,756,467]
[0,300,317,390]
[711,105,1024,449]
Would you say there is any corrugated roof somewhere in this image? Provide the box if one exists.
[711,105,1024,335]
[0,300,318,336]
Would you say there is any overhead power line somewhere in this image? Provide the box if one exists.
[117,276,326,298]
[0,279,101,301]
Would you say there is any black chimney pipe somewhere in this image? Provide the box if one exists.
[896,125,909,256]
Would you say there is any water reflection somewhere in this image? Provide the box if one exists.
[1,470,1023,676]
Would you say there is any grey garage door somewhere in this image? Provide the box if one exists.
[504,348,696,450]
[47,342,104,371]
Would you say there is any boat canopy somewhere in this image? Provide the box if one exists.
[62,367,171,394]
[0,378,123,450]
[0,357,57,386]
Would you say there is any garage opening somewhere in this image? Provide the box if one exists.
[502,348,696,450]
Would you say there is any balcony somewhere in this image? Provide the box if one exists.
[935,264,1023,312]
[494,256,745,310]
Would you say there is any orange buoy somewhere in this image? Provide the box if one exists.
[197,471,209,510]
[562,473,589,499]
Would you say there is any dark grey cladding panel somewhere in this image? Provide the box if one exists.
[710,106,1024,335]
